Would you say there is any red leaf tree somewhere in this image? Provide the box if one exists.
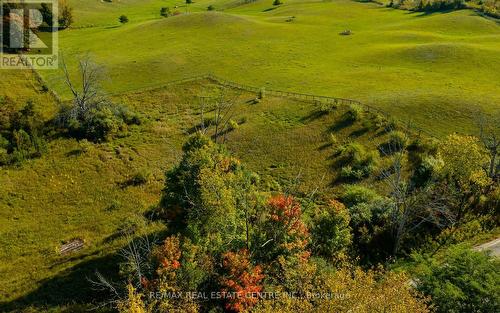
[220,249,265,312]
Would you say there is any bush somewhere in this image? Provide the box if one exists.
[258,87,266,99]
[115,105,142,126]
[273,0,283,5]
[130,170,151,186]
[340,184,380,208]
[59,0,74,29]
[319,101,336,113]
[59,100,138,142]
[207,5,215,11]
[329,133,338,146]
[80,107,121,141]
[119,15,129,24]
[340,166,366,180]
[160,7,171,17]
[337,142,378,179]
[0,135,9,150]
[413,155,444,186]
[380,131,408,154]
[345,104,364,122]
[228,119,239,131]
[0,101,48,165]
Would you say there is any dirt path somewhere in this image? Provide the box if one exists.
[474,238,500,257]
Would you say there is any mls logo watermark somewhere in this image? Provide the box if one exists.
[1,0,58,69]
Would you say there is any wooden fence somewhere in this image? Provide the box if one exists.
[32,69,435,139]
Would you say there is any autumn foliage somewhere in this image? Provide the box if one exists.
[220,249,265,312]
[266,195,309,257]
[153,235,182,278]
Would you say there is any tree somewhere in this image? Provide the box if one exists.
[380,142,453,256]
[311,199,352,261]
[58,55,138,141]
[198,88,240,143]
[160,133,257,254]
[256,195,310,262]
[414,246,500,313]
[252,265,431,312]
[220,249,264,312]
[439,134,491,190]
[119,15,129,24]
[58,0,73,29]
[475,111,499,180]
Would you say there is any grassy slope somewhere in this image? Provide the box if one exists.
[1,0,499,310]
[44,0,500,136]
[0,70,57,119]
[0,72,395,310]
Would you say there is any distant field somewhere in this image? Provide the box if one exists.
[40,0,500,136]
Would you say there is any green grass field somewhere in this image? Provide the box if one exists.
[1,0,499,311]
[39,0,500,136]
[1,73,398,311]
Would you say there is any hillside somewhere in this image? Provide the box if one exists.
[1,1,499,312]
[40,0,500,136]
[1,72,403,311]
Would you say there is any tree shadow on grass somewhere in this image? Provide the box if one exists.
[327,114,355,133]
[0,253,120,312]
[299,109,330,123]
[0,228,168,312]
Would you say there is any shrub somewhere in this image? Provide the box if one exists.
[383,130,409,152]
[0,101,48,165]
[329,133,338,146]
[340,184,380,208]
[340,165,366,180]
[0,147,8,165]
[186,0,192,4]
[0,135,9,150]
[130,170,151,186]
[373,114,386,129]
[337,142,378,179]
[160,7,171,17]
[207,5,215,11]
[383,118,398,133]
[115,105,142,126]
[258,87,266,99]
[119,15,129,24]
[273,0,283,5]
[319,101,336,113]
[58,0,74,29]
[80,107,121,141]
[413,155,444,186]
[408,137,439,155]
[228,119,239,130]
[345,104,364,122]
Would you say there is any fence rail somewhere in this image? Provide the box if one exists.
[33,70,435,139]
[111,73,435,138]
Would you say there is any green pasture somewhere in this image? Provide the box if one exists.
[41,0,500,136]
